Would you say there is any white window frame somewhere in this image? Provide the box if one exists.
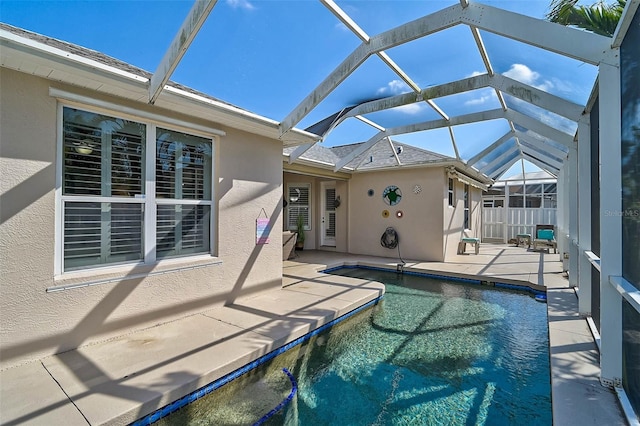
[464,183,471,230]
[287,183,311,231]
[448,177,455,207]
[54,100,220,276]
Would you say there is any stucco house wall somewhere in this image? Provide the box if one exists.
[348,168,445,262]
[443,176,483,260]
[0,68,284,369]
[283,172,349,253]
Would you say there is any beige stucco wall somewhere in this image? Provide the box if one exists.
[443,177,483,259]
[0,68,284,368]
[348,168,445,262]
[282,172,348,252]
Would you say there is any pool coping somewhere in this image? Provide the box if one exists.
[136,262,551,424]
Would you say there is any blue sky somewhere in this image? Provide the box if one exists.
[0,0,598,178]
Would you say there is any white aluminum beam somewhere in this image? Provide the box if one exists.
[515,131,568,160]
[280,2,610,135]
[518,141,565,166]
[504,109,574,147]
[470,26,494,76]
[390,108,504,135]
[322,0,449,121]
[333,108,503,171]
[577,119,592,314]
[288,143,317,164]
[598,60,623,387]
[320,0,370,42]
[493,74,585,121]
[466,131,514,167]
[568,145,580,282]
[479,144,519,174]
[521,152,560,176]
[449,127,461,160]
[460,3,613,65]
[612,0,640,48]
[520,145,563,170]
[490,154,521,180]
[355,115,386,131]
[149,0,218,104]
[388,137,402,166]
[320,72,581,142]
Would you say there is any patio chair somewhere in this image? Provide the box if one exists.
[532,224,557,254]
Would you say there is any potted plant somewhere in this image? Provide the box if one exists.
[295,214,305,250]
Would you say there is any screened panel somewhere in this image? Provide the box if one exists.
[64,202,143,270]
[156,129,212,200]
[591,265,601,332]
[156,204,211,259]
[623,299,640,414]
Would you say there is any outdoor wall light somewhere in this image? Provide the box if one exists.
[334,195,341,208]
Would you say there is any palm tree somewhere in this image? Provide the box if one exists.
[546,0,625,36]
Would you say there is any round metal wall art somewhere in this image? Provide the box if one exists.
[382,210,390,218]
[413,184,422,194]
[368,189,375,197]
[396,210,404,218]
[382,185,402,206]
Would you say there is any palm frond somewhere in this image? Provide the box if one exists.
[546,0,625,37]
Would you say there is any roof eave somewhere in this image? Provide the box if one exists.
[0,26,319,146]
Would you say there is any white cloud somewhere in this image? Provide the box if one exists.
[467,70,485,78]
[377,79,411,96]
[464,95,492,106]
[375,80,424,115]
[226,0,255,10]
[464,88,495,106]
[394,103,424,115]
[503,64,553,92]
[335,22,351,32]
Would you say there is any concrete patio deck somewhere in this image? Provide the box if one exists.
[0,244,626,425]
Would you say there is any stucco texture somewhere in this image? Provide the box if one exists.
[349,168,445,262]
[0,69,284,368]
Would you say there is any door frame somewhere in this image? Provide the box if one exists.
[320,181,336,247]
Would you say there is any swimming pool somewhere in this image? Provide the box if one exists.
[153,267,551,425]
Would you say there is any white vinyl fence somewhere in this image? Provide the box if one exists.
[483,207,557,242]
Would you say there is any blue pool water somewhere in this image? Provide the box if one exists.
[155,268,551,425]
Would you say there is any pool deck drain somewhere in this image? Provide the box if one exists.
[0,244,626,425]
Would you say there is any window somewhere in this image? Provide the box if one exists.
[61,106,213,272]
[483,198,504,208]
[155,128,212,259]
[463,183,470,229]
[525,184,542,208]
[448,178,455,207]
[287,184,310,231]
[543,183,557,208]
[508,184,525,208]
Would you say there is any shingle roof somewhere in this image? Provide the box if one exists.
[284,138,453,171]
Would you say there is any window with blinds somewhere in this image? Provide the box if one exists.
[60,107,214,272]
[287,184,311,231]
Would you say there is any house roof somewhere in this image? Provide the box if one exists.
[284,137,492,187]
